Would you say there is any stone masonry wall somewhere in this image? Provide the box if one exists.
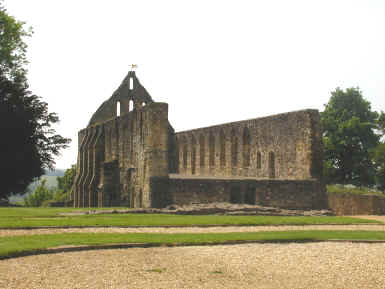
[172,109,322,181]
[72,71,170,208]
[150,176,327,210]
[328,193,385,215]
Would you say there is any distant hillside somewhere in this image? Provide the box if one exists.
[8,169,66,204]
[27,175,59,192]
[44,169,65,177]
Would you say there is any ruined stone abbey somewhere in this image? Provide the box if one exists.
[70,71,327,209]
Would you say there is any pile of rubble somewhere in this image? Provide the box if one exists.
[79,202,333,216]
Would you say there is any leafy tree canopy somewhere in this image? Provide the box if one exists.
[370,143,385,191]
[57,165,76,194]
[0,2,70,200]
[0,0,31,80]
[321,87,380,186]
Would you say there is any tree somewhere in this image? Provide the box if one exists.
[0,2,70,201]
[55,165,76,201]
[0,0,30,80]
[370,143,385,191]
[321,87,380,186]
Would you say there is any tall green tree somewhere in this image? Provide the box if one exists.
[321,87,380,186]
[370,143,385,191]
[57,165,76,194]
[54,165,76,202]
[0,0,30,80]
[0,2,70,201]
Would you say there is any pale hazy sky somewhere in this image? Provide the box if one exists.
[6,0,385,169]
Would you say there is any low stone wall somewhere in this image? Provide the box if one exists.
[327,193,385,215]
[150,176,328,210]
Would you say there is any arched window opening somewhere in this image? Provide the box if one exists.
[183,140,187,171]
[220,130,226,168]
[142,102,146,107]
[242,127,250,168]
[129,77,134,90]
[269,151,275,178]
[116,101,121,117]
[139,112,143,138]
[257,151,262,169]
[191,135,197,175]
[175,140,180,173]
[231,129,238,168]
[199,134,205,169]
[129,99,134,112]
[209,133,215,168]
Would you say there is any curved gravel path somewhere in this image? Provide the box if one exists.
[1,242,385,289]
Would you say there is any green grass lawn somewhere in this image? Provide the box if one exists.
[0,208,383,260]
[0,208,381,228]
[1,230,385,259]
[0,207,126,217]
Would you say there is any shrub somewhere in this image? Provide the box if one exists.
[326,184,385,198]
[24,179,54,207]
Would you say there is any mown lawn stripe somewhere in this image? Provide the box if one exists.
[1,230,385,259]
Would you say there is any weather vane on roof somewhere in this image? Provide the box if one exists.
[130,64,138,71]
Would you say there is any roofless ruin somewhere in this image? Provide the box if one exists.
[70,70,327,209]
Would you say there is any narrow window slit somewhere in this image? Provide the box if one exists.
[129,77,134,90]
[116,101,121,116]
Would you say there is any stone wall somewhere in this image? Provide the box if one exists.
[172,109,322,180]
[328,193,385,215]
[149,175,327,210]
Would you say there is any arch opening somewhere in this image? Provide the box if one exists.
[242,127,250,168]
[257,151,262,169]
[192,136,197,175]
[116,101,121,117]
[269,151,275,178]
[199,134,205,170]
[182,138,188,172]
[209,132,215,168]
[220,130,226,168]
[129,77,134,90]
[231,129,238,168]
[129,99,134,112]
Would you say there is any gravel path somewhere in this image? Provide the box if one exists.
[1,224,385,236]
[1,242,385,289]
